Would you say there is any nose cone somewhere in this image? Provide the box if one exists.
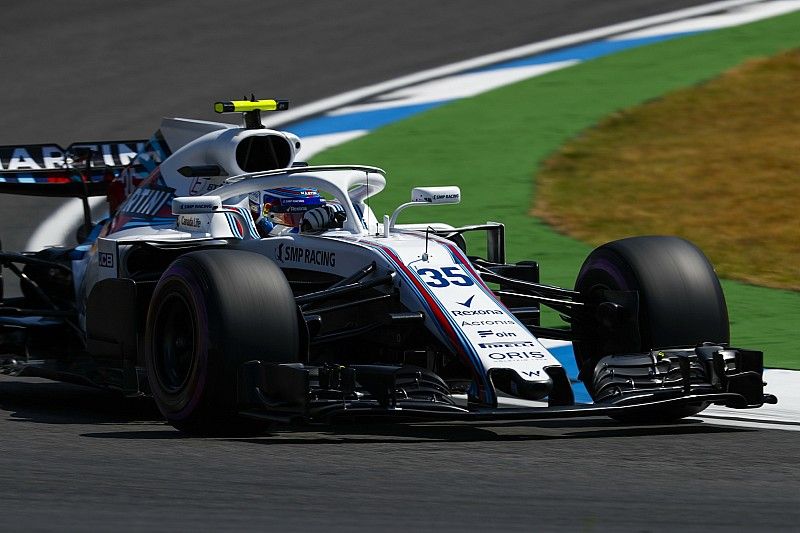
[489,368,553,401]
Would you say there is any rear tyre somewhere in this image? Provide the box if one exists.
[145,249,299,435]
[573,236,729,423]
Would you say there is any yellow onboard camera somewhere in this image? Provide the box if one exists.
[214,98,289,128]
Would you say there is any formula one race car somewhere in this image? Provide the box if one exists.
[0,99,776,435]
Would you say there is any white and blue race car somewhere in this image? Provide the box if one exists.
[0,100,775,434]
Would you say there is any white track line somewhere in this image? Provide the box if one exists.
[613,0,800,39]
[695,369,800,430]
[297,130,368,160]
[329,62,578,116]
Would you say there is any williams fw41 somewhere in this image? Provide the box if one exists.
[0,99,776,435]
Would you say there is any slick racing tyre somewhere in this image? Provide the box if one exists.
[573,236,729,423]
[145,250,299,435]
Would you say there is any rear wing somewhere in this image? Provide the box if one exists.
[0,141,147,197]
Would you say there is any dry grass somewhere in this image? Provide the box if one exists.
[534,49,800,290]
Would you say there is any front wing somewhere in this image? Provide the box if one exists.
[236,345,776,425]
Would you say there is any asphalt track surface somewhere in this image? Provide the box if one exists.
[1,1,798,530]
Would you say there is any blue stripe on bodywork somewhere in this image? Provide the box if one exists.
[547,344,592,404]
[224,212,242,238]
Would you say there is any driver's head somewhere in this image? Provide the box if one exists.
[249,187,324,228]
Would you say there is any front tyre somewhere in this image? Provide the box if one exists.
[574,236,729,422]
[145,250,299,435]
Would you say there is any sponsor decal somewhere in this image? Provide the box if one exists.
[177,202,216,211]
[457,295,475,308]
[0,142,145,171]
[121,187,172,217]
[179,216,202,228]
[451,309,503,316]
[99,252,114,268]
[433,193,459,201]
[417,266,474,288]
[477,330,517,338]
[281,198,313,206]
[460,319,515,326]
[487,351,545,360]
[479,340,537,349]
[416,192,460,203]
[276,243,336,267]
[189,176,218,196]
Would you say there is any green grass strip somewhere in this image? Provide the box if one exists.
[311,11,800,368]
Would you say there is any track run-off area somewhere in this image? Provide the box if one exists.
[1,1,799,530]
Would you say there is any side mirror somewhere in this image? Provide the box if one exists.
[386,186,463,235]
[411,186,461,205]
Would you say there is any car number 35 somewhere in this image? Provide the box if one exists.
[416,266,474,288]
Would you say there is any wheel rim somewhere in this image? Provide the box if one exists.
[153,291,197,394]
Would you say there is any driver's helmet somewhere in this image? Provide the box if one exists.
[249,187,324,228]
